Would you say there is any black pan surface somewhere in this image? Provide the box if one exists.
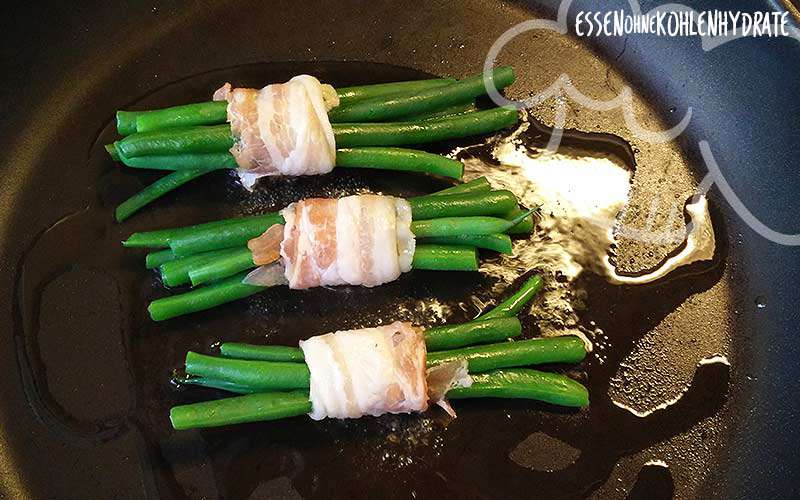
[1,1,798,499]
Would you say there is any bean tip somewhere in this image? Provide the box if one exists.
[114,206,130,223]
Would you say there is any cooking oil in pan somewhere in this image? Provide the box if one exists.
[456,113,716,342]
[10,62,735,499]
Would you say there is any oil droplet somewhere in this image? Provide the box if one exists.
[605,195,716,285]
[610,354,730,417]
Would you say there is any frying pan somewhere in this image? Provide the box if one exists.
[1,0,798,498]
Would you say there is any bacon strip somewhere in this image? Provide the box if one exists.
[278,194,416,289]
[215,75,339,190]
[300,322,428,420]
[336,195,399,287]
[280,198,342,289]
[247,223,284,266]
[241,261,288,288]
[426,359,472,418]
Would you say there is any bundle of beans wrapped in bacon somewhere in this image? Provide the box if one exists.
[170,275,590,430]
[122,177,537,321]
[106,67,519,221]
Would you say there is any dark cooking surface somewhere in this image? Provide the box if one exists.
[1,1,798,499]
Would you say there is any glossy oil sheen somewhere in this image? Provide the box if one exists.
[7,60,737,500]
[3,0,798,497]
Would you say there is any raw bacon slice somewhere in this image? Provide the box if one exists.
[247,223,284,266]
[280,198,343,290]
[278,194,416,290]
[212,83,232,102]
[216,75,339,190]
[242,261,288,287]
[395,197,415,273]
[336,194,402,287]
[426,359,473,418]
[300,322,428,420]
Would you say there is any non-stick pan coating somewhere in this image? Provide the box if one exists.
[0,1,798,498]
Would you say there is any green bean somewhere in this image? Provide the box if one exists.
[159,248,245,287]
[136,101,229,133]
[148,271,264,321]
[169,208,519,257]
[335,147,463,179]
[188,247,255,286]
[120,152,237,170]
[218,318,521,362]
[448,368,589,407]
[169,213,284,256]
[115,124,234,158]
[505,207,536,234]
[429,177,492,197]
[170,367,588,430]
[123,215,267,248]
[404,101,478,122]
[115,168,216,222]
[178,377,259,394]
[220,343,305,363]
[408,190,517,220]
[114,108,516,160]
[411,244,478,271]
[116,111,141,136]
[170,368,588,430]
[185,351,310,391]
[121,147,460,177]
[424,317,521,351]
[332,107,518,147]
[478,274,544,320]
[409,211,531,238]
[121,79,455,137]
[170,391,312,430]
[421,234,513,254]
[426,336,586,373]
[145,249,177,269]
[190,338,583,389]
[105,142,121,160]
[328,67,514,122]
[427,177,492,197]
[336,78,455,105]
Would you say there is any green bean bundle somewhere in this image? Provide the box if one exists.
[169,276,590,430]
[124,179,536,320]
[108,68,520,220]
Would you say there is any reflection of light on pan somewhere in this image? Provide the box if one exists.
[460,118,633,344]
[611,354,730,418]
[604,196,715,285]
[698,354,730,367]
[459,117,716,350]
